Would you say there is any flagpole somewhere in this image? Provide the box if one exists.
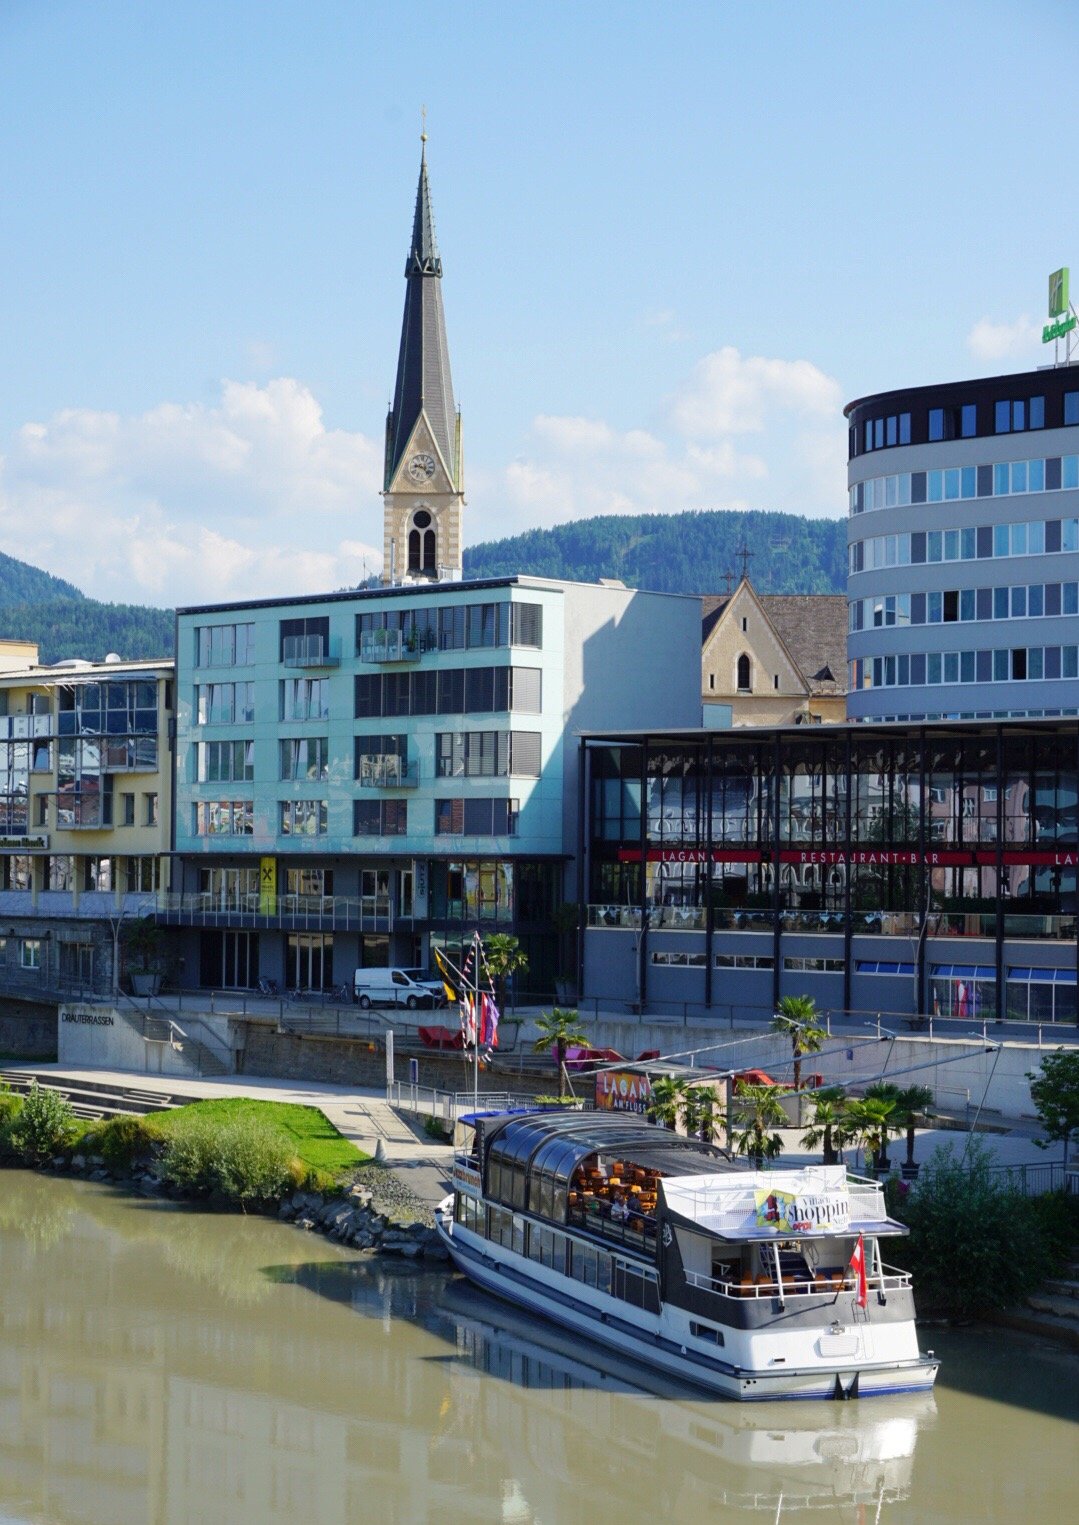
[473,930,480,1113]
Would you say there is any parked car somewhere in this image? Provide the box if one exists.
[352,967,447,1010]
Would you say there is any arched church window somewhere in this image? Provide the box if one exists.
[422,528,437,572]
[408,529,421,571]
[413,509,432,529]
[736,653,751,691]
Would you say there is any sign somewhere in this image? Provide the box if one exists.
[62,1011,114,1027]
[619,844,1079,870]
[259,857,276,915]
[1043,314,1077,344]
[408,1057,419,1085]
[412,858,429,919]
[1049,267,1070,317]
[0,834,47,851]
[595,1069,653,1114]
[754,1185,850,1235]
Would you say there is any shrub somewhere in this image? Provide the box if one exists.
[0,1093,24,1162]
[159,1117,218,1195]
[211,1119,294,1204]
[10,1082,76,1165]
[423,1113,451,1139]
[94,1115,162,1173]
[888,1139,1054,1317]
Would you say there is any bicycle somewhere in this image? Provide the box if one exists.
[328,981,354,1005]
[256,976,280,998]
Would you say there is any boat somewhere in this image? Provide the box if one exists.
[434,1108,940,1402]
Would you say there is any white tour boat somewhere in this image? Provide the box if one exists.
[435,1108,940,1402]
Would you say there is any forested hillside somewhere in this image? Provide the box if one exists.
[463,509,847,594]
[0,548,174,663]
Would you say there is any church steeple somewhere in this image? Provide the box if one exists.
[384,137,459,493]
[382,132,464,585]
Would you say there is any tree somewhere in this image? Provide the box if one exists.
[532,1008,587,1099]
[847,1091,900,1175]
[690,1084,722,1144]
[483,933,529,1012]
[771,994,827,1092]
[730,1081,787,1167]
[893,1084,935,1174]
[10,1082,76,1165]
[647,1076,685,1130]
[1027,1050,1079,1166]
[800,1086,851,1165]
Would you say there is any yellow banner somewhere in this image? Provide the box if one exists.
[259,857,276,915]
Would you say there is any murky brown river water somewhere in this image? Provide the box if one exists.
[0,1171,1075,1524]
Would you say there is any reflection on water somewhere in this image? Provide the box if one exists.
[0,1171,1074,1524]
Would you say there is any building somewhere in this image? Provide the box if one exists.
[846,363,1079,721]
[0,643,174,998]
[165,577,702,994]
[700,581,847,725]
[579,718,1077,1026]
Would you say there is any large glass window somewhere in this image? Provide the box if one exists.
[353,667,541,719]
[196,623,255,667]
[197,739,255,783]
[280,678,329,721]
[279,799,328,836]
[195,682,255,724]
[435,798,519,836]
[279,737,329,780]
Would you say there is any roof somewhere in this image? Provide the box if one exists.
[699,587,849,695]
[385,145,457,489]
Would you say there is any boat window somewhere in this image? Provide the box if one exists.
[487,1156,502,1202]
[511,1214,526,1256]
[690,1321,725,1347]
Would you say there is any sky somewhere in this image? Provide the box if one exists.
[0,0,1076,608]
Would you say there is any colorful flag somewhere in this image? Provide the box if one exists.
[432,946,458,1005]
[460,992,477,1047]
[848,1232,867,1309]
[478,992,500,1049]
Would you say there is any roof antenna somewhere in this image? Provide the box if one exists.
[421,104,427,156]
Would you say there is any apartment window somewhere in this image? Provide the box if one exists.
[20,938,41,970]
[121,792,135,826]
[961,404,977,437]
[197,739,254,783]
[193,801,254,836]
[435,730,541,779]
[280,678,329,721]
[435,798,519,836]
[48,855,76,891]
[510,603,543,647]
[354,666,541,719]
[279,799,328,837]
[126,857,157,893]
[995,396,1044,433]
[353,799,408,836]
[196,682,255,724]
[929,408,945,441]
[1065,392,1079,427]
[279,737,329,780]
[280,616,330,663]
[144,793,158,827]
[196,622,255,667]
[84,857,112,892]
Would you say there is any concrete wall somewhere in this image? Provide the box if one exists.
[57,1003,229,1078]
[0,995,58,1058]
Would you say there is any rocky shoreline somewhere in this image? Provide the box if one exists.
[38,1151,449,1262]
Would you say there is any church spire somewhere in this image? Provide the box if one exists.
[384,134,458,491]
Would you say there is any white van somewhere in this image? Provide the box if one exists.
[352,966,446,1010]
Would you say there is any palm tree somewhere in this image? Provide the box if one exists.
[484,933,529,1013]
[690,1084,721,1144]
[647,1075,685,1130]
[800,1086,850,1166]
[847,1091,900,1175]
[730,1081,787,1167]
[772,994,827,1092]
[532,1008,587,1099]
[894,1084,935,1175]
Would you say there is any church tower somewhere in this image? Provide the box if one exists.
[382,134,463,584]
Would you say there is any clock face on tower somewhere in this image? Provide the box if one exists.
[407,452,437,483]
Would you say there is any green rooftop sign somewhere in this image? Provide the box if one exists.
[1049,268,1070,317]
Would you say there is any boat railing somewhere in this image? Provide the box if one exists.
[683,1262,912,1300]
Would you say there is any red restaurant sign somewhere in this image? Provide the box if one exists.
[617,846,1079,868]
[595,1070,654,1114]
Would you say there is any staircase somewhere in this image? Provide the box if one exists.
[116,999,232,1077]
[0,1068,189,1121]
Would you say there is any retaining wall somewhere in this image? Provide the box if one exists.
[0,995,58,1059]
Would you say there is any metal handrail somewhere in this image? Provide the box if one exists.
[684,1264,912,1300]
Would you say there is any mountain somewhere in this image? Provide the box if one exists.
[463,510,848,595]
[0,551,174,664]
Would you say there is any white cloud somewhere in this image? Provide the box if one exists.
[0,378,383,604]
[475,345,847,539]
[967,315,1040,363]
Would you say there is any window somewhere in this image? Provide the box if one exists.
[714,954,773,969]
[773,674,779,690]
[196,623,255,667]
[353,666,541,719]
[741,616,748,632]
[353,799,408,835]
[279,800,328,836]
[196,682,255,724]
[1065,392,1079,427]
[279,616,330,664]
[279,737,329,780]
[435,798,519,836]
[435,730,541,778]
[784,956,844,973]
[144,793,158,827]
[280,678,329,721]
[197,739,255,783]
[20,938,41,970]
[996,396,1043,433]
[736,654,751,691]
[126,857,158,892]
[121,792,135,826]
[193,801,254,836]
[929,408,945,441]
[961,404,977,437]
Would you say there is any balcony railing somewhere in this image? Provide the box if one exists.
[357,630,437,663]
[153,891,393,931]
[281,636,340,668]
[356,754,419,789]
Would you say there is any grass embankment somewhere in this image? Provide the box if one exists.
[149,1098,366,1178]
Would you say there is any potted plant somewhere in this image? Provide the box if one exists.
[124,915,165,996]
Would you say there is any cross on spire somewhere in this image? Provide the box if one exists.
[737,543,753,581]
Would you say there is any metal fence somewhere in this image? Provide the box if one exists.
[982,1160,1079,1196]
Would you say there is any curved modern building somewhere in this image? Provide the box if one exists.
[846,365,1079,721]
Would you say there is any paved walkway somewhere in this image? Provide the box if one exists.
[1,1063,454,1207]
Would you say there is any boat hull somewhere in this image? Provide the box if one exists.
[437,1221,939,1403]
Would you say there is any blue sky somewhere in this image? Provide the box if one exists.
[0,0,1074,605]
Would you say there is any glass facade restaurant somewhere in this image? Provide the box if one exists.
[579,720,1079,1025]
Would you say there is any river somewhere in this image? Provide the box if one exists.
[0,1171,1074,1523]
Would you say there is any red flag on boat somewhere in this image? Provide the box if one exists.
[849,1232,868,1309]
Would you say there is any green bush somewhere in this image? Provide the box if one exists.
[0,1093,24,1162]
[92,1115,162,1173]
[10,1082,76,1165]
[423,1114,451,1139]
[159,1117,218,1194]
[211,1119,294,1204]
[887,1140,1054,1317]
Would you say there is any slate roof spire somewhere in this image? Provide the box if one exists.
[385,133,458,489]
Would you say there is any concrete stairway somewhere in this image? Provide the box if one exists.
[0,1068,189,1121]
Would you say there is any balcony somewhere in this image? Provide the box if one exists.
[281,635,340,668]
[153,891,393,932]
[357,754,419,789]
[358,630,437,664]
